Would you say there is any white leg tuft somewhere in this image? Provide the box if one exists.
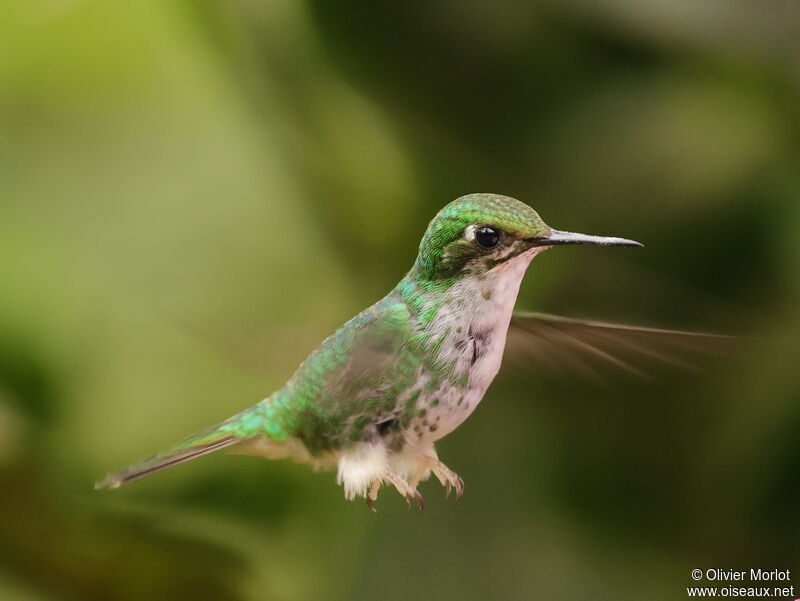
[336,443,389,500]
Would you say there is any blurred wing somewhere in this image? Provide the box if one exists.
[506,312,738,383]
[296,297,420,424]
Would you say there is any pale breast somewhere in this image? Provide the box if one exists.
[406,248,541,445]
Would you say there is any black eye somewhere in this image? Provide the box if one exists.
[475,226,500,249]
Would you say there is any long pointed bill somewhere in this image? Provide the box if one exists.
[529,229,643,248]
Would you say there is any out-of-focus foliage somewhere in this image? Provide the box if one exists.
[1,1,798,600]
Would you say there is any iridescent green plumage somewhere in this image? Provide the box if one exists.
[97,193,721,507]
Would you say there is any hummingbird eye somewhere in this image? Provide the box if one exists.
[475,226,500,249]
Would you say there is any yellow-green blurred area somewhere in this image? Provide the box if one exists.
[1,1,799,599]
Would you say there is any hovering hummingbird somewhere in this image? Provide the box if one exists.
[97,193,724,509]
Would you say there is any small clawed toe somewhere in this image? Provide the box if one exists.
[405,490,424,511]
[453,475,465,502]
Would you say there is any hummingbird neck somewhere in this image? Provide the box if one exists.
[396,248,542,332]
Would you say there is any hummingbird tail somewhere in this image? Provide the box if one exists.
[94,423,241,489]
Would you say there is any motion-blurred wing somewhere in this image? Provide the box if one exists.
[506,312,738,382]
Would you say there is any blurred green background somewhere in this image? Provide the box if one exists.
[1,1,799,600]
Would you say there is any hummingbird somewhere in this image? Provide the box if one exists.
[97,193,723,510]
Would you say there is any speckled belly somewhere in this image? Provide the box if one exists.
[406,339,504,445]
[421,386,484,441]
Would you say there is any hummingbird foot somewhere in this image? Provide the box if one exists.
[429,458,465,502]
[408,454,465,501]
[364,469,424,512]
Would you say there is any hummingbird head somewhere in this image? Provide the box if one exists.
[413,193,642,282]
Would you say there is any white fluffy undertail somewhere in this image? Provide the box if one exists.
[336,442,389,499]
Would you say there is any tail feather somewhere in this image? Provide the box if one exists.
[95,424,241,489]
